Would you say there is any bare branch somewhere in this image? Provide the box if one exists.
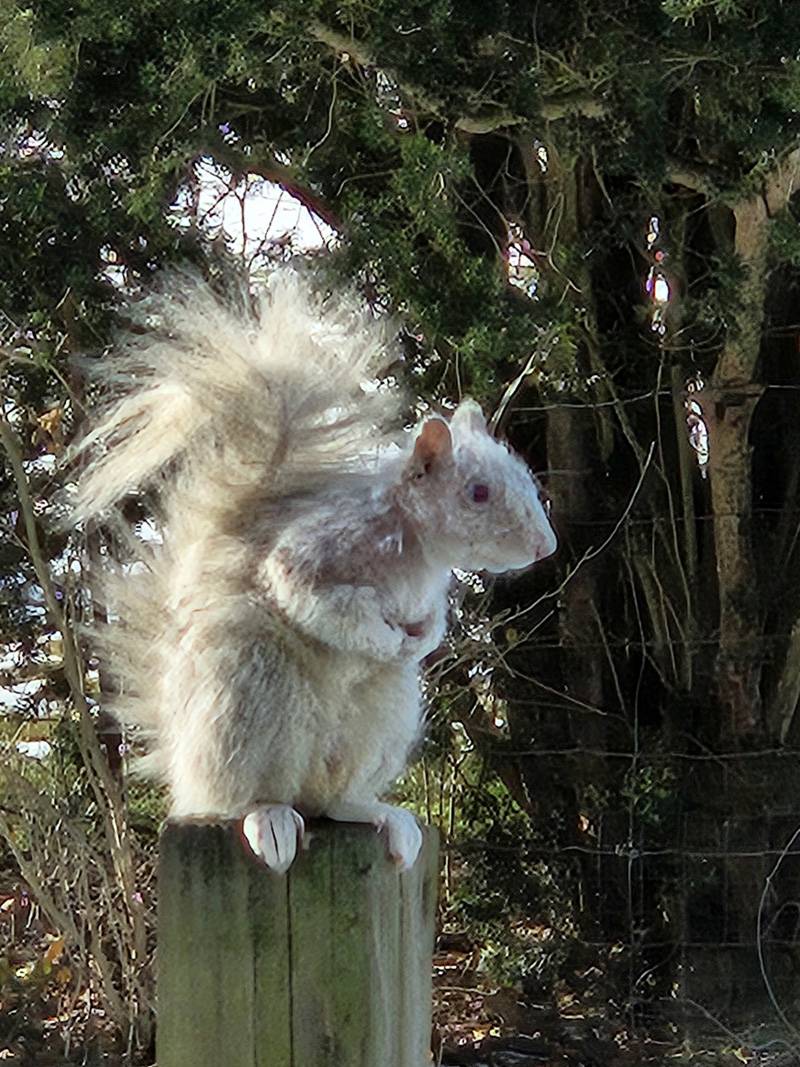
[454,112,525,134]
[0,414,147,964]
[666,159,717,196]
[538,92,606,121]
[764,145,800,216]
[309,21,604,131]
[309,20,373,68]
[667,144,800,211]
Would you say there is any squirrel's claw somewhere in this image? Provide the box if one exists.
[242,804,305,874]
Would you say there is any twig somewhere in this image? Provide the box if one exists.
[500,441,656,628]
[0,413,151,1036]
[757,821,800,1052]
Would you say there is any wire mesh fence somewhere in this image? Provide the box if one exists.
[425,734,800,1062]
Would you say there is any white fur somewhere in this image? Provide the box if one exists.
[71,270,557,872]
[242,805,305,874]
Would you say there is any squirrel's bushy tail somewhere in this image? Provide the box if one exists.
[71,269,401,524]
[69,269,403,753]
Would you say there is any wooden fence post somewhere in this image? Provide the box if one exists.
[157,818,439,1067]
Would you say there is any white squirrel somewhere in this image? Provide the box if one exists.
[70,270,557,873]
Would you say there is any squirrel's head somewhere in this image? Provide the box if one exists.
[398,399,557,573]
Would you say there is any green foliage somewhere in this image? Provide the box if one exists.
[620,760,678,828]
[769,207,800,269]
[0,6,73,104]
[401,741,583,987]
[663,0,746,24]
[126,780,168,836]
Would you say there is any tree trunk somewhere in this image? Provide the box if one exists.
[706,197,768,741]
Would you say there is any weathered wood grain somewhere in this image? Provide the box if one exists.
[157,819,438,1067]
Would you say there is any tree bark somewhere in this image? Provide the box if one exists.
[706,197,768,740]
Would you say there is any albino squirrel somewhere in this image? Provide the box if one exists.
[70,270,556,872]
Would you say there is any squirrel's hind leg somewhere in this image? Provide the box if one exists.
[242,805,306,874]
[324,799,423,871]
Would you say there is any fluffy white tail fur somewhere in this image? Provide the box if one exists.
[71,270,400,523]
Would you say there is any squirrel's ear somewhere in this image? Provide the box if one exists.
[451,397,487,435]
[410,417,453,477]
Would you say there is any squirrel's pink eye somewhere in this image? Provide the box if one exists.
[471,483,490,503]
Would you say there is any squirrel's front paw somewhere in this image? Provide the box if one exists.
[242,804,305,874]
[398,610,443,661]
[375,805,423,871]
[324,799,423,870]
